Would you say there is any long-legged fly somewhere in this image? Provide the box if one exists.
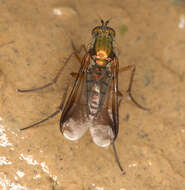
[18,20,149,175]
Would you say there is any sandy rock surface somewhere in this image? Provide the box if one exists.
[0,0,185,189]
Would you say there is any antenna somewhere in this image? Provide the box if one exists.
[105,17,112,26]
[105,20,109,26]
[101,19,104,26]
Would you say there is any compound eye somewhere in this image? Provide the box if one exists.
[92,27,101,36]
[110,29,115,37]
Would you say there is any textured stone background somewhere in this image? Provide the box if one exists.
[0,0,185,189]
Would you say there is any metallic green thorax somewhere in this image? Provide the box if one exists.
[91,20,115,59]
[94,33,113,57]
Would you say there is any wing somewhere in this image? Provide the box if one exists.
[89,57,120,147]
[60,53,90,141]
[111,57,119,140]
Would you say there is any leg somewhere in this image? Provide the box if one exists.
[69,41,88,77]
[117,90,123,107]
[20,83,69,130]
[17,53,72,92]
[17,44,87,93]
[71,41,88,64]
[70,72,78,78]
[112,141,126,175]
[119,65,150,111]
[20,109,61,130]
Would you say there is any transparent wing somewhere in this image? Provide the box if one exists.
[89,58,119,147]
[60,55,119,147]
[60,54,90,141]
[89,104,115,147]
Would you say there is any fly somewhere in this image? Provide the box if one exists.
[18,20,149,175]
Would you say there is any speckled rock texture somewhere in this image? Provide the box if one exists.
[0,0,185,189]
